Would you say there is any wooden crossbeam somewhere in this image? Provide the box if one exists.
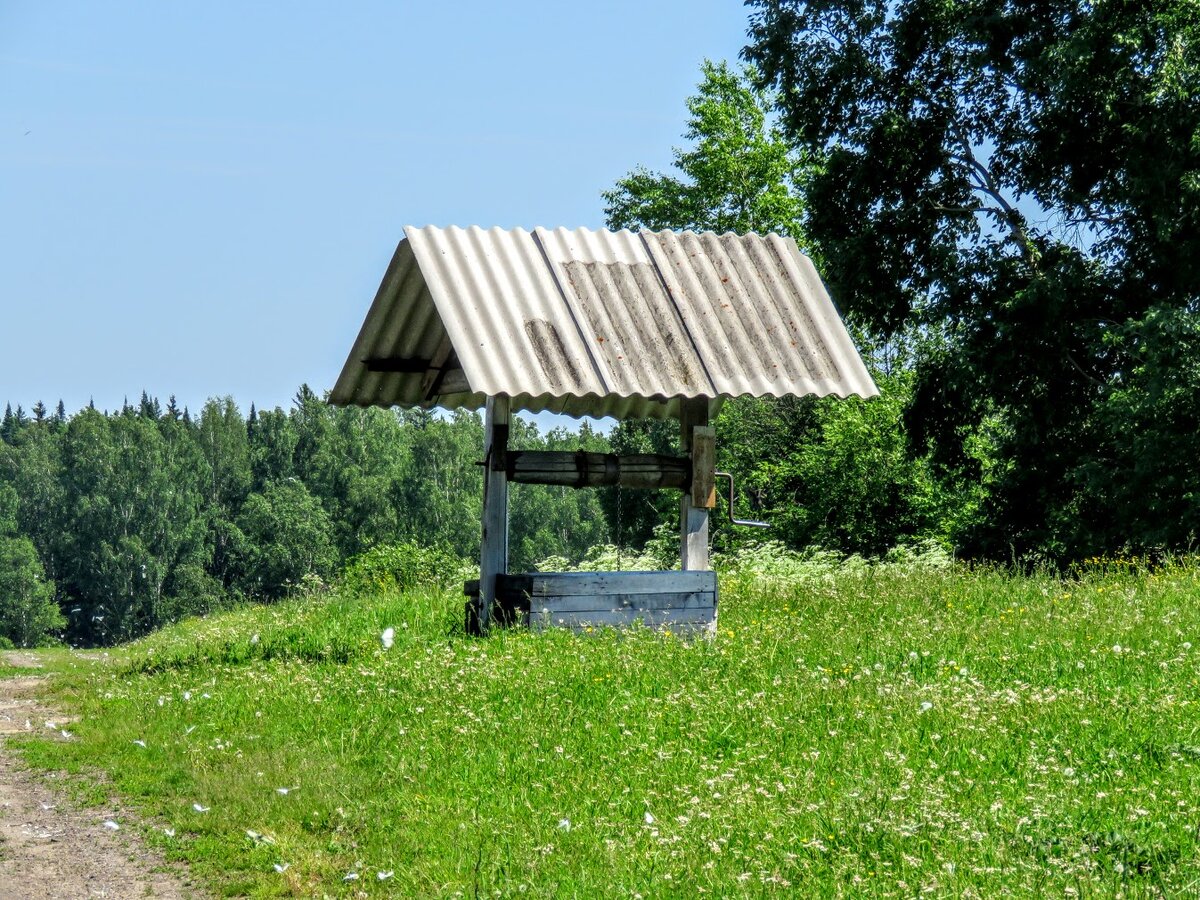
[506,451,690,490]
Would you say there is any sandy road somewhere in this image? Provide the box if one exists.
[0,651,196,899]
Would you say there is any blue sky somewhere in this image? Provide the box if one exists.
[1,1,750,418]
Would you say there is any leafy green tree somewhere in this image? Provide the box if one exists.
[197,397,251,513]
[604,60,810,237]
[396,409,483,559]
[57,410,205,642]
[235,480,337,600]
[746,0,1200,559]
[248,406,298,491]
[0,421,67,591]
[0,483,63,647]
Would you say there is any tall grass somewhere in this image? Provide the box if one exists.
[14,554,1200,896]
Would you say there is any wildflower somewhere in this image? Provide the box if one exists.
[1113,644,1123,654]
[919,701,933,713]
[644,811,656,825]
[381,627,395,650]
[558,818,571,831]
[163,828,176,837]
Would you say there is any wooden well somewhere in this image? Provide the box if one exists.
[327,226,879,635]
[469,394,719,635]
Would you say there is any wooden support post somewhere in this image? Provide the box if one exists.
[679,398,711,570]
[479,395,510,631]
[690,425,717,509]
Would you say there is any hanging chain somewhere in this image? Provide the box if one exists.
[615,482,623,571]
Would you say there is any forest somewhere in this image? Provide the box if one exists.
[3,1,1198,649]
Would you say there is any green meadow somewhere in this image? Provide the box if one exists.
[12,552,1200,897]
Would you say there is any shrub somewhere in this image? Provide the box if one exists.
[338,541,471,595]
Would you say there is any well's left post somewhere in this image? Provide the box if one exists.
[479,395,510,631]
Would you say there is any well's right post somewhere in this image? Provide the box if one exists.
[679,398,711,570]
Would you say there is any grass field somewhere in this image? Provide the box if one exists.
[12,551,1200,897]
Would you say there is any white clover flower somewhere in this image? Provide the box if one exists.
[644,811,656,825]
[558,818,571,831]
[920,701,933,713]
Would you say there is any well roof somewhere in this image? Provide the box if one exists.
[329,226,877,419]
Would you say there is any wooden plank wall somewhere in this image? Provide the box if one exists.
[522,570,717,635]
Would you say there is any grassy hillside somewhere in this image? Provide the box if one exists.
[14,554,1200,897]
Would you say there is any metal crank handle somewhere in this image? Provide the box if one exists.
[713,471,770,528]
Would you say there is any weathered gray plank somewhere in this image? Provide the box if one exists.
[521,570,716,597]
[545,621,715,636]
[530,591,713,614]
[529,607,715,631]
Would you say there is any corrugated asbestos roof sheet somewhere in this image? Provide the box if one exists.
[329,226,878,419]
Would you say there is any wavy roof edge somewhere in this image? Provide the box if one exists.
[330,225,878,419]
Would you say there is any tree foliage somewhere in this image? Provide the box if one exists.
[0,390,616,645]
[605,60,952,555]
[0,483,63,647]
[746,0,1200,558]
[604,60,810,237]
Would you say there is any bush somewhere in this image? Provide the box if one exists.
[338,541,472,595]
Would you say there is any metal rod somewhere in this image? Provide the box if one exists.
[714,472,770,528]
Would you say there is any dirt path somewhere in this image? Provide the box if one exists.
[0,651,198,899]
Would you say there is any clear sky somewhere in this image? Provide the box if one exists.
[1,1,751,418]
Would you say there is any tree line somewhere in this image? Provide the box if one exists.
[0,390,611,647]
